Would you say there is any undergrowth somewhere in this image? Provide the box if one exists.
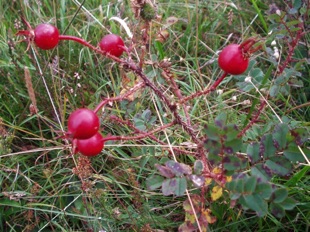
[0,0,309,231]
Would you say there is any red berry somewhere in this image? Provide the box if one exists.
[218,44,249,75]
[34,24,59,50]
[99,34,125,57]
[68,108,100,139]
[76,132,104,157]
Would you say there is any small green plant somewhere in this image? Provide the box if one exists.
[1,0,309,231]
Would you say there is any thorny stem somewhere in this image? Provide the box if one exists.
[161,70,191,125]
[238,99,266,138]
[102,121,175,142]
[129,64,201,144]
[277,22,305,75]
[180,72,228,103]
[109,115,197,156]
[59,34,200,145]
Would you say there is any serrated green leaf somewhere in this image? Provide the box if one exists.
[247,143,260,163]
[224,138,243,154]
[272,123,289,149]
[280,197,297,210]
[290,128,308,145]
[203,124,220,140]
[244,176,257,194]
[214,112,227,128]
[255,182,272,200]
[146,175,164,191]
[272,188,288,203]
[251,164,273,181]
[270,202,285,218]
[284,145,310,162]
[260,134,277,158]
[242,194,268,217]
[270,84,280,97]
[223,156,243,171]
[265,156,292,176]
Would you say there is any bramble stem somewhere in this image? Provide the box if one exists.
[102,121,175,142]
[238,99,266,138]
[180,72,228,103]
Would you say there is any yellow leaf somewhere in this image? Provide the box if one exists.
[212,167,222,174]
[226,175,232,183]
[201,208,217,224]
[211,185,223,201]
[205,177,212,186]
[185,212,196,224]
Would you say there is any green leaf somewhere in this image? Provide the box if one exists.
[265,156,292,176]
[260,134,277,158]
[203,124,220,140]
[162,177,187,196]
[224,138,243,154]
[290,128,308,146]
[251,164,273,181]
[242,194,268,217]
[247,143,260,163]
[223,156,243,171]
[272,188,288,203]
[280,197,297,210]
[284,145,310,162]
[270,84,280,97]
[270,202,285,218]
[272,123,289,150]
[194,160,204,175]
[146,175,164,191]
[244,176,257,194]
[255,182,272,200]
[214,112,227,128]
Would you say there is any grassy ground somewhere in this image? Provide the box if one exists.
[0,0,309,231]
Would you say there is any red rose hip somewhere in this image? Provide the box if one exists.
[99,34,125,57]
[218,44,249,75]
[34,23,59,50]
[68,108,100,139]
[76,132,104,157]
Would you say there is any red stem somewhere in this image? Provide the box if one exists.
[237,100,266,138]
[180,72,228,103]
[58,35,122,63]
[102,121,175,142]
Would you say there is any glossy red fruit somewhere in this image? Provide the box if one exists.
[68,108,100,140]
[76,132,104,157]
[218,44,249,75]
[34,24,59,50]
[99,34,125,57]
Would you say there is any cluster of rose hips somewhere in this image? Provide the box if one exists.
[17,23,126,156]
[17,22,259,157]
[17,23,125,56]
